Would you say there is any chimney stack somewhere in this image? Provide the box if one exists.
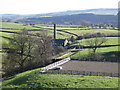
[54,24,56,39]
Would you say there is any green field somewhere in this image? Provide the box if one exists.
[74,46,119,57]
[1,22,120,89]
[64,29,119,36]
[2,68,119,88]
[71,37,119,46]
[58,46,119,59]
[1,22,79,39]
[1,22,119,39]
[59,36,119,59]
[1,22,120,58]
[1,22,39,30]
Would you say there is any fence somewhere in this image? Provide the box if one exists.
[70,58,120,63]
[43,70,120,77]
[40,57,71,72]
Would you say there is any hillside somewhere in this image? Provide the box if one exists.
[1,8,118,25]
[17,14,117,25]
[2,68,119,88]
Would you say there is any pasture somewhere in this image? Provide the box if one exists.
[2,67,119,88]
[1,22,119,88]
[1,22,120,59]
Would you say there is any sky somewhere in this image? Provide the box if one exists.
[0,0,119,14]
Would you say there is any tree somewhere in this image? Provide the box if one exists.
[3,30,53,74]
[70,36,75,42]
[85,33,107,54]
[4,30,35,71]
[81,21,91,27]
[33,32,53,66]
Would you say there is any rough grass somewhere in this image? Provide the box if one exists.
[2,68,119,89]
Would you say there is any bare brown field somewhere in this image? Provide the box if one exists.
[59,60,119,73]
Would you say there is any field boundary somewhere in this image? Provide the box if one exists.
[44,69,120,77]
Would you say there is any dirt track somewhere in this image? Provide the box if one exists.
[60,60,119,73]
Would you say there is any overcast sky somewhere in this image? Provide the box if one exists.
[0,0,119,14]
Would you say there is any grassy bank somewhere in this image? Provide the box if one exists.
[2,68,119,88]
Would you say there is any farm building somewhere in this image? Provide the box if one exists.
[53,39,69,46]
[52,24,69,46]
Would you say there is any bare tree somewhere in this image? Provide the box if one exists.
[33,32,53,66]
[85,33,107,54]
[4,30,35,71]
[3,30,53,74]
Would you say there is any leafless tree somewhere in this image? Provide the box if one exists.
[85,33,107,54]
[4,30,35,71]
[32,32,53,66]
[3,30,53,74]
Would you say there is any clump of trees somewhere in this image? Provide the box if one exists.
[2,30,52,76]
[81,21,91,27]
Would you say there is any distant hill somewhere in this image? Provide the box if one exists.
[0,8,118,25]
[16,13,117,26]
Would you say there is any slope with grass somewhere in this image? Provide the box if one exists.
[2,68,119,88]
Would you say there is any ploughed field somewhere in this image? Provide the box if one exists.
[59,60,119,73]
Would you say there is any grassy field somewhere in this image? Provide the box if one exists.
[1,22,78,39]
[64,29,119,36]
[59,37,119,59]
[71,37,119,46]
[1,22,39,30]
[75,46,119,57]
[58,46,119,59]
[1,22,120,89]
[2,68,119,88]
[1,22,119,57]
[1,22,119,38]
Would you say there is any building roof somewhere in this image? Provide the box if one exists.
[53,39,68,46]
[54,39,66,43]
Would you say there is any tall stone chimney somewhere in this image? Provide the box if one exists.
[54,24,56,39]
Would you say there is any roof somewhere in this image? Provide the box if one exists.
[53,39,66,43]
[53,39,68,46]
